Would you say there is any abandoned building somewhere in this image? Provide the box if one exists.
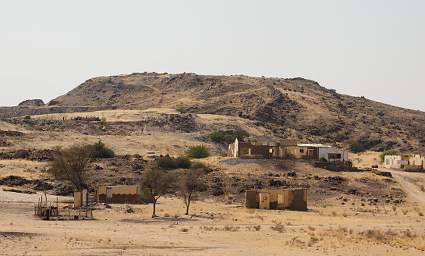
[408,154,425,168]
[384,154,424,170]
[97,185,144,204]
[285,144,348,162]
[228,138,278,158]
[228,138,347,162]
[245,188,307,211]
[74,189,89,208]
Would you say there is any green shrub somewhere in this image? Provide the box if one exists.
[349,138,381,153]
[190,161,211,173]
[209,130,249,144]
[176,107,187,113]
[209,131,225,143]
[380,150,398,163]
[157,155,177,169]
[175,157,192,169]
[186,145,209,158]
[157,155,192,169]
[87,140,115,158]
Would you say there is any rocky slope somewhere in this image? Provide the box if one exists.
[4,72,425,153]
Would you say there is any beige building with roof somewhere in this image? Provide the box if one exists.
[228,138,348,162]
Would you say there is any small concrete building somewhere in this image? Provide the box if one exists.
[384,155,409,169]
[229,138,347,162]
[385,154,425,170]
[228,138,281,159]
[97,185,144,204]
[245,188,308,211]
[286,144,348,162]
[408,154,424,168]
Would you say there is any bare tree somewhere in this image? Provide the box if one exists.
[49,145,91,191]
[179,169,206,215]
[140,168,175,218]
[222,174,238,202]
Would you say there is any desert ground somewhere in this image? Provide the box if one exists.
[1,108,425,256]
[1,163,425,256]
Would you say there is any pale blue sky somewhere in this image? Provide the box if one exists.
[0,0,424,110]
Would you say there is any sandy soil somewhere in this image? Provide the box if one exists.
[1,185,425,256]
[1,110,425,255]
[386,169,425,205]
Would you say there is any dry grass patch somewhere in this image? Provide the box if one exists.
[271,222,285,233]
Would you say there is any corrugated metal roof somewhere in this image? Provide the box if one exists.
[297,144,333,148]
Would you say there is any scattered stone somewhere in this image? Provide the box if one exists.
[287,171,297,177]
[0,176,31,186]
[126,206,135,214]
[0,130,24,137]
[372,170,392,178]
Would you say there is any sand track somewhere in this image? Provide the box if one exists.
[385,169,425,205]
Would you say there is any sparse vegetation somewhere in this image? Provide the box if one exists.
[209,131,225,143]
[86,140,115,159]
[156,155,192,169]
[49,145,91,190]
[178,169,207,215]
[380,149,398,163]
[175,157,192,169]
[349,137,382,153]
[186,145,209,158]
[224,225,240,232]
[271,222,285,233]
[208,129,249,144]
[176,107,187,113]
[72,116,101,122]
[190,161,210,173]
[140,169,175,218]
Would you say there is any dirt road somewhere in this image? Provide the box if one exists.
[383,169,425,205]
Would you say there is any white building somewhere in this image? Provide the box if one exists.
[384,155,408,169]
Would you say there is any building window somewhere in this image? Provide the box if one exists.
[300,149,304,153]
[328,153,342,160]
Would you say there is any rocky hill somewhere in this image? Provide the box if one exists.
[4,72,425,153]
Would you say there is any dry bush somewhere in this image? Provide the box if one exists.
[286,236,305,248]
[402,209,408,215]
[140,168,175,218]
[178,169,206,215]
[403,229,416,238]
[307,225,316,231]
[363,229,385,241]
[181,228,189,232]
[201,226,214,231]
[49,145,91,190]
[271,223,285,233]
[224,225,240,232]
[253,225,261,231]
[307,236,319,247]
